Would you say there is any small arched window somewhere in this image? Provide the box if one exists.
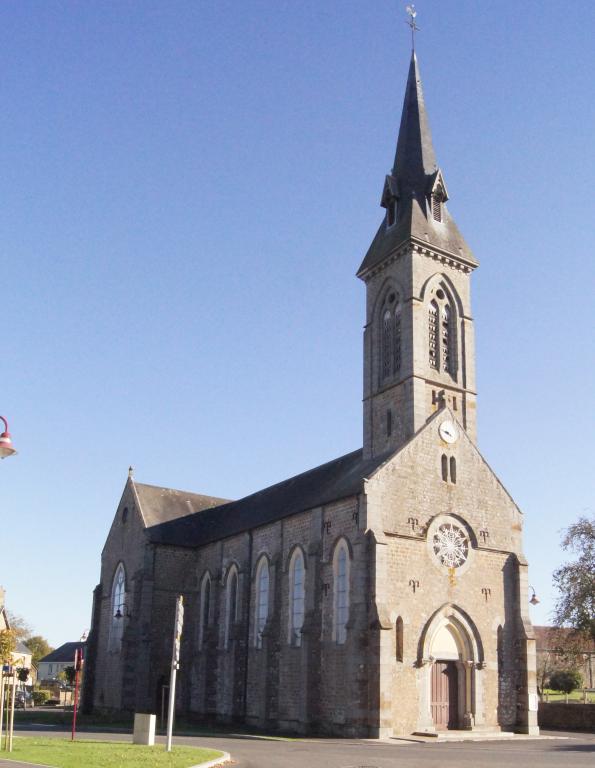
[387,199,397,227]
[432,194,442,222]
[224,566,239,649]
[428,287,457,377]
[333,540,350,645]
[254,557,270,649]
[396,616,404,663]
[288,549,305,646]
[109,564,126,651]
[441,454,448,482]
[449,456,457,484]
[198,572,211,649]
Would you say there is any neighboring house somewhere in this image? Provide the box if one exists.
[38,642,85,682]
[85,45,540,738]
[534,626,595,691]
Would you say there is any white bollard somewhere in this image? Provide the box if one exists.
[133,713,156,746]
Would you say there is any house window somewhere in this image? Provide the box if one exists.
[288,549,305,646]
[333,540,350,645]
[254,557,270,649]
[109,563,126,652]
[224,566,238,649]
[198,572,211,649]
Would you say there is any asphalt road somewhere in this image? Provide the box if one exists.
[4,725,595,768]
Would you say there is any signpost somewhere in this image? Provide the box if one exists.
[71,647,84,741]
[166,595,184,753]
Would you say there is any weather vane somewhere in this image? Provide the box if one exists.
[405,4,420,50]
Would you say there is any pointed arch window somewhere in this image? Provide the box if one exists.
[288,549,305,646]
[109,564,126,652]
[382,309,391,379]
[441,305,452,373]
[428,288,457,377]
[380,292,402,382]
[333,540,350,645]
[428,301,438,369]
[224,566,239,649]
[198,572,211,649]
[254,557,270,649]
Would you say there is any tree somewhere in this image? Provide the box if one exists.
[62,665,76,686]
[0,629,16,663]
[24,636,54,667]
[17,667,30,683]
[5,612,32,642]
[549,669,583,694]
[553,515,595,641]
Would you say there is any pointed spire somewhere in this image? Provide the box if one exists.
[357,51,477,278]
[392,51,438,200]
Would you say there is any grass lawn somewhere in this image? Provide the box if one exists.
[3,736,223,768]
[542,688,595,703]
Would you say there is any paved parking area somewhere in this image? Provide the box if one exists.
[6,726,595,768]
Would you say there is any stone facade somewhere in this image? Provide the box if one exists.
[83,50,539,737]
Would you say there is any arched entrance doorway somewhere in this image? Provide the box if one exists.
[416,605,485,733]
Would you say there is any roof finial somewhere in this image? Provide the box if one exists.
[405,4,420,51]
[128,465,134,479]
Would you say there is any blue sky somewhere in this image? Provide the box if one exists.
[0,1,593,647]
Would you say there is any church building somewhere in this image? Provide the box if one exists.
[83,47,540,737]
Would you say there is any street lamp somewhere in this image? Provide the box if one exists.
[0,417,17,459]
[529,586,540,606]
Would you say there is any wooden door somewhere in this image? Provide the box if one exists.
[430,661,458,729]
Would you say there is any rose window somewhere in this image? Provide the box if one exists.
[432,523,469,568]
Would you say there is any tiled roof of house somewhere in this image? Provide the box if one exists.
[534,625,595,652]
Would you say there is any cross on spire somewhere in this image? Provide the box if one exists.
[405,4,420,51]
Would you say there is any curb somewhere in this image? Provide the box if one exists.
[190,751,231,768]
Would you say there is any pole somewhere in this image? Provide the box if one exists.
[0,670,5,748]
[8,672,16,752]
[71,648,83,741]
[71,670,80,740]
[165,595,184,753]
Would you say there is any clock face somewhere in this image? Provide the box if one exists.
[439,420,458,444]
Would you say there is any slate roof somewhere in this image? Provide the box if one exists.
[357,52,476,277]
[38,641,85,664]
[147,448,389,549]
[134,482,230,528]
[15,641,32,656]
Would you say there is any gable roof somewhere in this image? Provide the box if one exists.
[15,641,32,656]
[132,482,230,528]
[147,448,389,549]
[38,641,85,664]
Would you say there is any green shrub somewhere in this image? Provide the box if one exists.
[548,669,583,694]
[32,690,50,705]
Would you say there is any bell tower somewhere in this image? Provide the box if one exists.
[358,52,479,459]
